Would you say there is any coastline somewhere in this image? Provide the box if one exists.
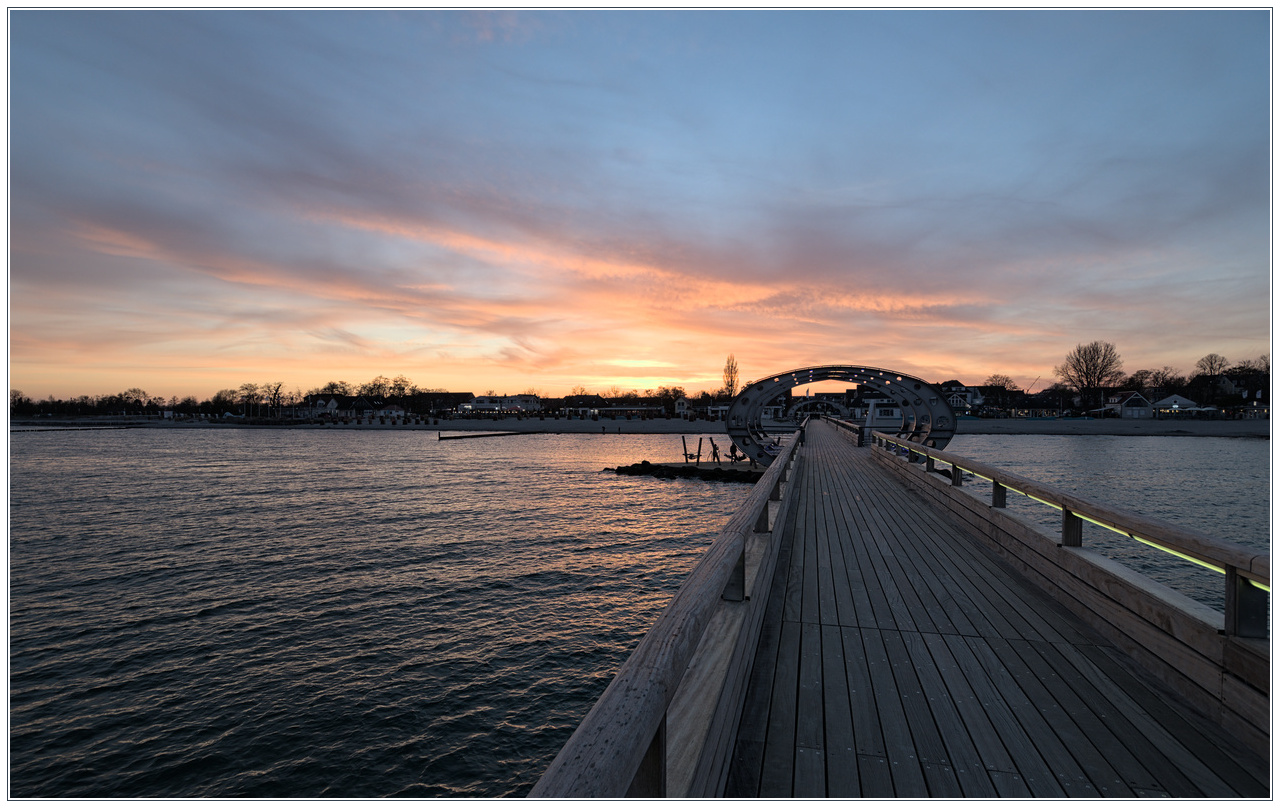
[952,417,1270,438]
[12,415,1270,439]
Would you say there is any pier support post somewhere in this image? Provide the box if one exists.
[1225,567,1269,639]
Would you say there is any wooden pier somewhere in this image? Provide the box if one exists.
[530,419,1269,798]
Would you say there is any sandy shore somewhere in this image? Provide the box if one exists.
[302,415,1271,438]
[26,414,1268,439]
[953,417,1270,438]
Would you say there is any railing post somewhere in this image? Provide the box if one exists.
[625,714,666,797]
[991,481,1007,508]
[754,501,770,533]
[1224,566,1269,638]
[1061,510,1083,547]
[950,464,963,486]
[723,544,746,602]
[926,456,936,473]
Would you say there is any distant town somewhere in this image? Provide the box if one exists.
[11,345,1270,425]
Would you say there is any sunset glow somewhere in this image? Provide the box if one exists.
[9,10,1271,401]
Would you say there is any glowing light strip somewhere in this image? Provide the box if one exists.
[1130,535,1225,575]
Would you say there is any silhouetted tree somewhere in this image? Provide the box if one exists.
[1195,353,1229,376]
[722,354,740,397]
[983,374,1019,390]
[210,389,239,414]
[360,375,392,397]
[390,375,415,398]
[238,382,261,417]
[1055,341,1124,411]
[262,381,285,417]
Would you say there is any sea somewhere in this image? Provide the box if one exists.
[8,427,1270,798]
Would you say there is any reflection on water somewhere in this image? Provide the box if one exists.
[9,429,749,798]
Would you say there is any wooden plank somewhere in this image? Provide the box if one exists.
[986,636,1134,796]
[795,622,824,751]
[858,452,1070,644]
[838,626,883,759]
[1073,643,1266,797]
[793,746,825,797]
[1017,638,1167,795]
[919,632,1030,797]
[825,448,943,636]
[812,474,842,628]
[899,630,999,797]
[838,460,927,635]
[799,484,821,625]
[820,623,859,796]
[861,627,928,797]
[758,618,802,797]
[853,455,1025,640]
[962,635,1100,797]
[880,629,963,797]
[940,633,1065,797]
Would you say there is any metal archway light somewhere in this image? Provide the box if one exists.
[725,364,956,466]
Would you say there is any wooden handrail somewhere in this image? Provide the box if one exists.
[528,426,805,797]
[870,431,1269,587]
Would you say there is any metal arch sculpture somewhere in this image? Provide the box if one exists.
[786,398,851,419]
[725,364,956,466]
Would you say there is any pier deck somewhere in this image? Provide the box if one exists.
[724,420,1268,797]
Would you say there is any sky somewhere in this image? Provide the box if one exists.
[8,9,1273,401]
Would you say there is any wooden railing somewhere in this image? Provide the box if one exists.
[870,430,1270,632]
[529,424,806,798]
[868,429,1270,753]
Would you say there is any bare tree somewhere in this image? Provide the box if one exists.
[1055,341,1124,411]
[316,380,353,396]
[722,354,740,398]
[238,382,261,417]
[1150,366,1186,389]
[390,375,414,398]
[211,389,239,414]
[983,374,1019,390]
[360,375,392,397]
[1122,369,1153,390]
[569,385,588,396]
[1195,353,1229,376]
[262,381,285,417]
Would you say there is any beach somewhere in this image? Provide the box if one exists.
[19,414,1269,439]
[301,415,1272,438]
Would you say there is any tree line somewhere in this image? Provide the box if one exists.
[10,347,1266,419]
[8,375,453,419]
[984,342,1269,413]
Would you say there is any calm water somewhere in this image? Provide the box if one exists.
[9,429,1269,797]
